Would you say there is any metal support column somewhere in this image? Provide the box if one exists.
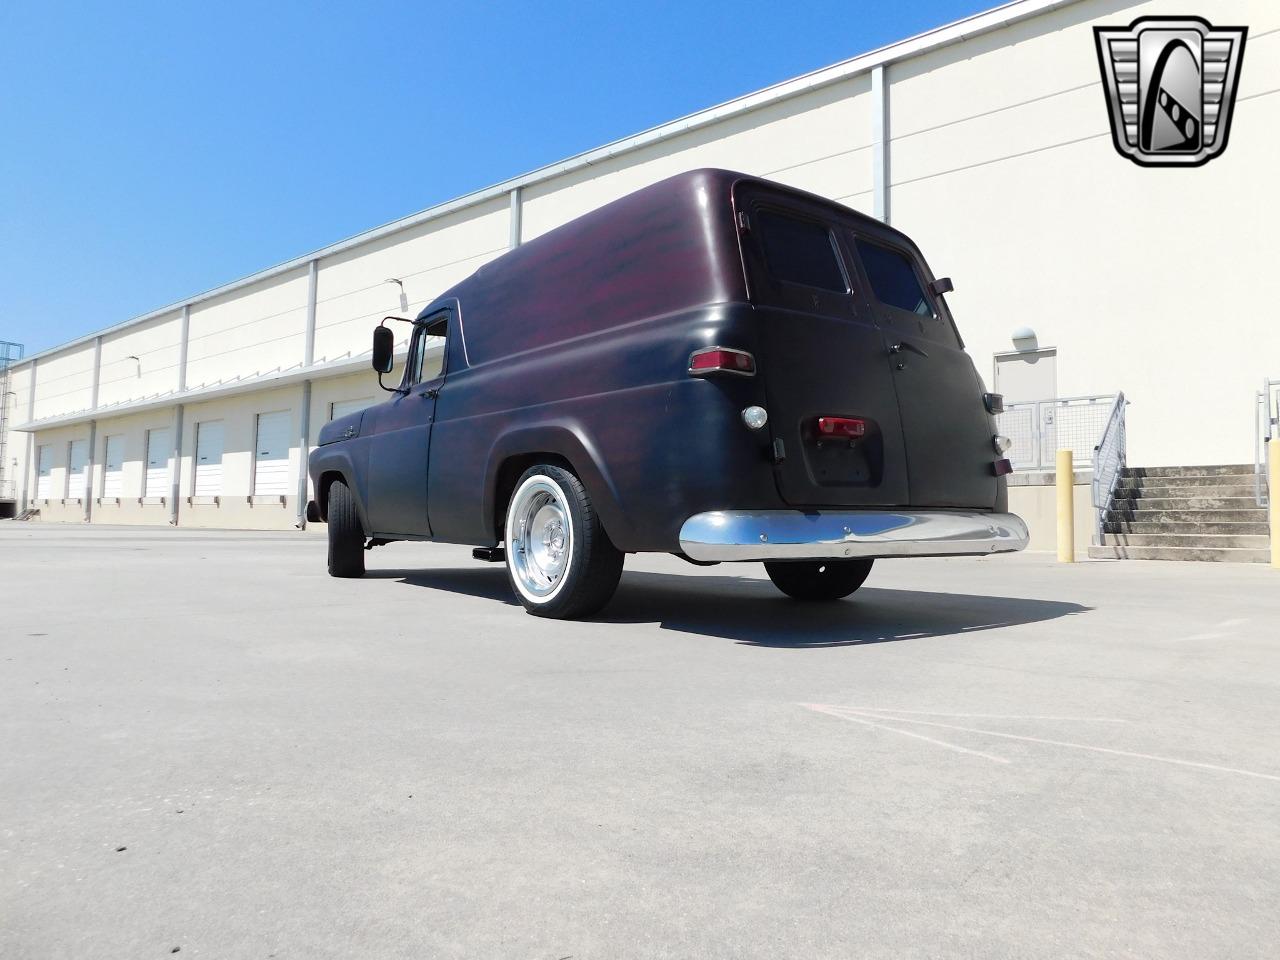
[295,260,320,530]
[169,404,184,525]
[871,64,891,224]
[304,260,318,367]
[84,337,102,522]
[178,304,191,393]
[508,188,523,249]
[295,380,312,529]
[84,420,97,522]
[21,359,36,513]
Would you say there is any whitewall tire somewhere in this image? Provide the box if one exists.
[504,464,623,618]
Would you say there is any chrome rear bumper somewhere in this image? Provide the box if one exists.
[678,510,1029,562]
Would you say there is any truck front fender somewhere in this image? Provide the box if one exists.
[308,440,373,534]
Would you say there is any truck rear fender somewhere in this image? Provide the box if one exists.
[482,423,629,548]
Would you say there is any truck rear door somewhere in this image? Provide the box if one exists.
[843,228,997,509]
[737,187,909,507]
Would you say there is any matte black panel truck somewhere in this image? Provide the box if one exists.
[307,169,1028,619]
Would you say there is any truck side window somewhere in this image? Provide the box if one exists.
[855,239,933,316]
[402,329,425,387]
[403,317,444,387]
[757,210,847,293]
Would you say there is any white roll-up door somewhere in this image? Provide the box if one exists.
[330,398,374,421]
[35,444,55,499]
[102,436,124,498]
[194,420,225,497]
[253,410,291,496]
[67,439,89,499]
[144,428,172,498]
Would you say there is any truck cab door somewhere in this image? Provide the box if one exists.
[364,312,450,537]
[843,228,997,509]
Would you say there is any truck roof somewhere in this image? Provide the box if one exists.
[427,168,888,366]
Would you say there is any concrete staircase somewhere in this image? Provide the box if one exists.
[1089,464,1270,563]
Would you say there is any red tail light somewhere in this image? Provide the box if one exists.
[816,417,867,439]
[993,458,1013,476]
[689,346,755,376]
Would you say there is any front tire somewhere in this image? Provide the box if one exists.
[764,558,873,601]
[327,479,366,578]
[504,465,623,619]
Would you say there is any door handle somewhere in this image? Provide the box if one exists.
[419,387,438,399]
[889,341,929,359]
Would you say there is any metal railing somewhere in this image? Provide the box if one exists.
[1091,392,1128,539]
[1255,377,1279,507]
[996,394,1120,471]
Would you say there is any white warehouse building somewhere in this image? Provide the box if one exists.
[3,0,1277,552]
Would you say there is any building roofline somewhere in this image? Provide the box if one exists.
[10,0,1077,371]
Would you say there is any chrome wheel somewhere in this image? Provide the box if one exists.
[506,476,573,601]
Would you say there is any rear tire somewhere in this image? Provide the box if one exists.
[504,464,623,619]
[764,558,873,601]
[327,480,366,579]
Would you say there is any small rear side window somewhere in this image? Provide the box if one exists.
[757,210,847,292]
[856,239,933,316]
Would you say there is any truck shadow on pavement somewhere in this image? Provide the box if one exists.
[366,567,1089,648]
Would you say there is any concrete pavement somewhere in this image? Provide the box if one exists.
[2,524,1278,959]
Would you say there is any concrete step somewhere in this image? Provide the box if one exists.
[1088,544,1269,563]
[1097,533,1270,549]
[1109,496,1261,511]
[1115,473,1257,488]
[1103,520,1270,535]
[1122,464,1253,478]
[1112,484,1259,499]
[1105,508,1268,523]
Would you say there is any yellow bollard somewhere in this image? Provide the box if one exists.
[1057,448,1075,563]
[1270,438,1280,569]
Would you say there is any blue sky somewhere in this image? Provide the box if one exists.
[0,0,991,354]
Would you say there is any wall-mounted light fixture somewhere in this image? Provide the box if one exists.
[384,278,409,314]
[1011,326,1038,352]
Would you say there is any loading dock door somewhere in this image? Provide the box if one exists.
[194,421,225,497]
[102,436,124,498]
[67,439,88,500]
[35,444,54,499]
[253,411,291,496]
[144,429,171,498]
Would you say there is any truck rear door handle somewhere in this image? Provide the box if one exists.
[889,341,929,359]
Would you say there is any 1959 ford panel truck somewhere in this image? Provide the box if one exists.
[307,169,1027,619]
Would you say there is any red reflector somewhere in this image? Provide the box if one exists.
[816,417,867,439]
[689,347,755,375]
[993,458,1013,476]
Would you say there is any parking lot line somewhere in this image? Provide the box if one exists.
[806,704,1280,782]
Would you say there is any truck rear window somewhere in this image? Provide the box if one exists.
[855,239,933,316]
[757,210,847,293]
